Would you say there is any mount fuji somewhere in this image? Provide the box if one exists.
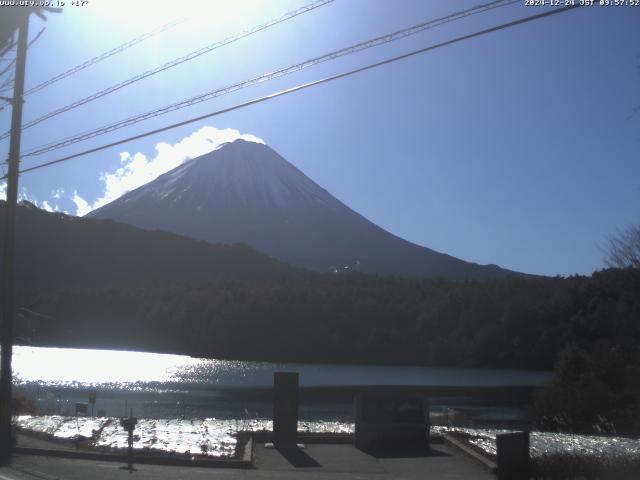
[88,139,521,280]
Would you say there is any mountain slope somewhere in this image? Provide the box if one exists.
[89,139,522,280]
[0,201,298,289]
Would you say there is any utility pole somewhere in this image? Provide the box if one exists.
[0,10,30,465]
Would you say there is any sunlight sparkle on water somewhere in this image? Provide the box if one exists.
[13,346,204,386]
[11,345,551,389]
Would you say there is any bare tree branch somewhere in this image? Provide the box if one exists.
[604,225,640,269]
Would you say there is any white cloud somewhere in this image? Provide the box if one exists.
[51,188,64,199]
[73,126,264,216]
[18,188,37,204]
[72,191,92,217]
[0,184,64,213]
[1,184,64,213]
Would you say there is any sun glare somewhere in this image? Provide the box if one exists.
[87,0,268,35]
[13,346,201,385]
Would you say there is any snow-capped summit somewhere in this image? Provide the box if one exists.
[89,139,520,280]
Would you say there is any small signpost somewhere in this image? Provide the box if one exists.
[88,390,96,417]
[120,409,137,471]
[75,402,88,416]
[75,402,88,433]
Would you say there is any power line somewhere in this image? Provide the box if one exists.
[22,19,183,97]
[0,0,336,140]
[21,0,519,159]
[0,19,183,111]
[10,4,581,179]
[0,56,17,79]
[0,27,45,112]
[0,42,16,59]
[0,28,43,81]
[0,19,183,109]
[0,73,14,91]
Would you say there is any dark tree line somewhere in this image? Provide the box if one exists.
[15,269,639,372]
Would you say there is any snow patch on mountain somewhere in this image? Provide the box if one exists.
[73,126,264,216]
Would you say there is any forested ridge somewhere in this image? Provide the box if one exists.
[5,201,639,370]
[4,201,640,434]
[16,269,639,371]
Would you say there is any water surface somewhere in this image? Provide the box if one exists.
[13,345,551,419]
[13,345,551,390]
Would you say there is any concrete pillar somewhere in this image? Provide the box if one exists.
[273,372,298,445]
[354,388,429,452]
[497,431,529,480]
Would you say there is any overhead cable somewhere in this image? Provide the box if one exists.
[11,4,580,179]
[0,0,336,140]
[21,0,518,158]
[23,19,183,96]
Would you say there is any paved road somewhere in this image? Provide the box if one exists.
[0,443,495,480]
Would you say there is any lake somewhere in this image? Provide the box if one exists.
[12,349,634,463]
[12,345,552,419]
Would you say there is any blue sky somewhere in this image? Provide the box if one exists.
[0,0,638,277]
